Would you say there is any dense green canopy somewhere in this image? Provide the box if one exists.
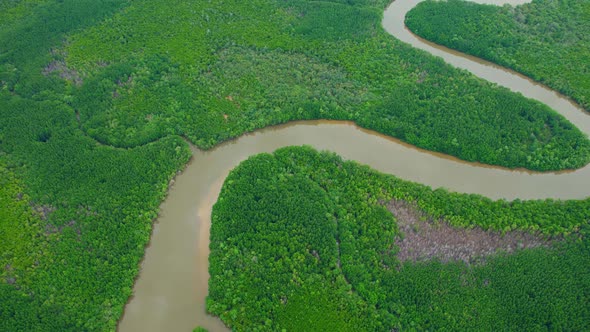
[406,0,590,111]
[1,0,589,330]
[209,146,590,331]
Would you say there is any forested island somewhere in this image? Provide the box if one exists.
[406,0,590,111]
[1,0,589,331]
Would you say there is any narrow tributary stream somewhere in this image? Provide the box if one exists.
[118,1,590,331]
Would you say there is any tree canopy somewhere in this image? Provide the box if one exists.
[209,146,590,331]
[406,0,590,111]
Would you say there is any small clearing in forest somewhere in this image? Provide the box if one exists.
[387,200,553,264]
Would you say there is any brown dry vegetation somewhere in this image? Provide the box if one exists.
[43,60,82,85]
[43,47,82,85]
[30,203,55,221]
[387,200,553,264]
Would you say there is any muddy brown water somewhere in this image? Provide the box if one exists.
[118,1,590,331]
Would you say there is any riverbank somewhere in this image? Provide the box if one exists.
[208,146,590,330]
[2,0,589,330]
[406,0,590,111]
[120,119,590,331]
[119,0,590,330]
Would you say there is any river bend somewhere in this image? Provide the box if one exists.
[118,0,590,331]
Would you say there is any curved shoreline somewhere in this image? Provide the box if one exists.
[402,0,590,114]
[383,0,590,136]
[118,1,590,331]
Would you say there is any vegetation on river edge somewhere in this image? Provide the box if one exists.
[209,146,590,331]
[1,0,589,330]
[406,0,590,111]
[4,0,589,171]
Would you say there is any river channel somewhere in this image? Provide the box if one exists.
[118,0,590,331]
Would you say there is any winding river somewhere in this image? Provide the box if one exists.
[118,0,590,331]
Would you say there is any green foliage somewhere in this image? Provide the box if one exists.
[276,279,369,332]
[2,0,590,330]
[0,0,130,97]
[386,242,590,330]
[406,0,590,111]
[208,147,393,330]
[0,92,191,330]
[209,146,590,331]
[284,1,382,42]
[57,0,590,170]
[0,0,48,29]
[0,161,45,286]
